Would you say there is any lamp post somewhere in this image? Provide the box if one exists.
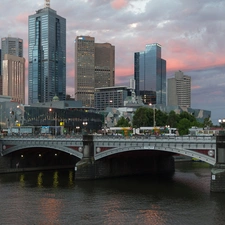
[218,118,225,129]
[149,103,156,127]
[82,121,88,134]
[49,108,57,135]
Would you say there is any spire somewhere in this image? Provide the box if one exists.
[45,0,50,8]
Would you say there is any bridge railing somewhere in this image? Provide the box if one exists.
[1,134,216,141]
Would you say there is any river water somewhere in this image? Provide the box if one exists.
[0,162,225,225]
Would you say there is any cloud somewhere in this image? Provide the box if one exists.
[0,0,225,124]
[111,0,128,10]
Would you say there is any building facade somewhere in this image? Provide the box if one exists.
[95,43,115,88]
[75,36,115,107]
[1,37,23,95]
[167,70,191,107]
[75,36,95,107]
[1,37,23,62]
[2,54,25,104]
[28,2,66,104]
[94,86,132,111]
[134,43,166,105]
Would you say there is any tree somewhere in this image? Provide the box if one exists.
[203,117,213,128]
[166,111,179,128]
[116,117,130,127]
[177,118,191,135]
[132,107,150,127]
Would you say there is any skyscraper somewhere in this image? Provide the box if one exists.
[2,54,25,104]
[167,70,191,107]
[0,37,23,95]
[134,43,166,105]
[1,37,23,61]
[95,43,115,88]
[28,1,66,104]
[75,36,115,107]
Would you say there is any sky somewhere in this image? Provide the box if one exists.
[0,0,224,124]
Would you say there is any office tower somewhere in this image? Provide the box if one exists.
[1,37,23,95]
[75,36,95,107]
[0,49,1,95]
[1,37,23,61]
[2,54,25,104]
[167,70,191,107]
[28,0,66,104]
[134,43,166,105]
[95,43,115,88]
[0,49,1,75]
[75,36,115,107]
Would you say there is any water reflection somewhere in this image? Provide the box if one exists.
[1,165,225,225]
[53,171,59,188]
[37,172,43,188]
[19,174,25,187]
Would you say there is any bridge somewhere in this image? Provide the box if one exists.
[0,134,225,192]
[0,135,216,164]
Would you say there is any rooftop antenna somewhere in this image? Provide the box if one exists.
[45,0,50,8]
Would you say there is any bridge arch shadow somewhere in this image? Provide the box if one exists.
[2,146,81,169]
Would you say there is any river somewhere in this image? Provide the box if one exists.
[0,162,225,225]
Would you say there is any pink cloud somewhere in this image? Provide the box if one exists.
[116,67,133,77]
[191,85,201,90]
[16,13,29,24]
[111,0,128,10]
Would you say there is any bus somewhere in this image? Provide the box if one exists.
[138,127,178,136]
[105,127,133,136]
[189,127,220,136]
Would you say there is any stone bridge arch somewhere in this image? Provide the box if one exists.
[94,146,216,165]
[2,144,83,159]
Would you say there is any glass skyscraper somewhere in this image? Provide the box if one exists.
[28,4,66,104]
[134,43,166,105]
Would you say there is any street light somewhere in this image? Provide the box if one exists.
[149,103,156,127]
[49,108,57,135]
[218,118,225,129]
[82,121,88,134]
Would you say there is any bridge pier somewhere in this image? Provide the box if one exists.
[75,135,96,179]
[211,135,225,192]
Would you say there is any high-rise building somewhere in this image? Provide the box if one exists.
[2,54,25,104]
[75,36,95,107]
[28,1,66,104]
[1,37,23,95]
[75,36,115,107]
[167,70,191,107]
[0,49,2,95]
[1,37,23,61]
[95,43,115,88]
[134,43,166,105]
[0,49,1,75]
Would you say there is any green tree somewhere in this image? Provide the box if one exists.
[116,117,130,127]
[132,107,150,127]
[155,109,168,126]
[166,111,179,128]
[177,118,191,135]
[203,116,213,128]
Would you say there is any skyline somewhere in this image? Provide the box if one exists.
[0,0,224,124]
